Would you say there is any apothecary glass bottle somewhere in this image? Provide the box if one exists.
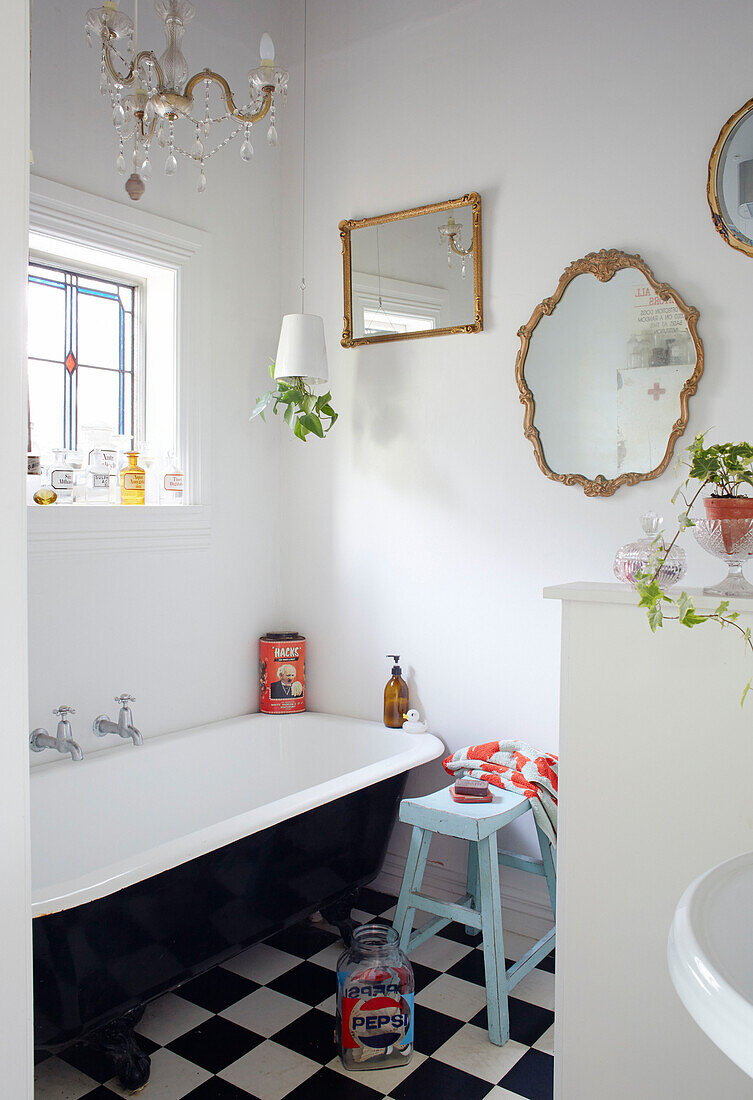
[49,448,74,503]
[120,451,146,505]
[336,923,414,1071]
[86,448,110,503]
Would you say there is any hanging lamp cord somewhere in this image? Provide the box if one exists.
[299,0,307,314]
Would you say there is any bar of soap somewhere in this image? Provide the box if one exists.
[454,777,489,797]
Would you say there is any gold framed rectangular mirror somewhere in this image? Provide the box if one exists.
[339,193,483,347]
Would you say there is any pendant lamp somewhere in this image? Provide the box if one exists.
[273,0,328,385]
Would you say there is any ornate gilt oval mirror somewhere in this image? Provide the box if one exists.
[339,193,482,347]
[515,250,704,497]
[708,97,753,258]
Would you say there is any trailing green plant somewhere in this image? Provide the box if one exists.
[250,364,337,442]
[634,433,753,706]
[676,434,753,500]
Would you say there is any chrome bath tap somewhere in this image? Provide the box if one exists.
[93,694,143,745]
[30,705,84,761]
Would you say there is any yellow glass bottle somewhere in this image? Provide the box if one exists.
[120,451,146,505]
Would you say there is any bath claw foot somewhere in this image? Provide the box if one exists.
[85,1006,150,1091]
[323,889,361,945]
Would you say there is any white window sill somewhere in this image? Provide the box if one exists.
[27,504,211,555]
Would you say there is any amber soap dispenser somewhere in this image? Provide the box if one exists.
[384,654,409,729]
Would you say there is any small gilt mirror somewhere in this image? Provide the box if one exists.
[339,193,483,347]
[515,250,704,497]
[708,96,753,258]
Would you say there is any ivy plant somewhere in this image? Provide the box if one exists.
[250,364,337,442]
[634,433,753,705]
[677,434,753,499]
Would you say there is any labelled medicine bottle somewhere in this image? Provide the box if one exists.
[86,448,110,503]
[160,452,185,505]
[336,923,414,1071]
[383,655,409,728]
[120,451,146,505]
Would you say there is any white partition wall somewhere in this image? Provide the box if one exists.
[548,583,753,1099]
[0,2,33,1095]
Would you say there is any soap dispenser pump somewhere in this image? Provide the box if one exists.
[384,655,409,729]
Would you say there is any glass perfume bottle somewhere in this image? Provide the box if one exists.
[160,452,184,505]
[33,469,57,505]
[49,449,74,503]
[86,448,110,503]
[120,451,146,505]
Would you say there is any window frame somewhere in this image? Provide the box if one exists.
[27,251,145,455]
[27,176,210,555]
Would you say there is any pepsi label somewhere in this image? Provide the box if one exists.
[338,969,414,1057]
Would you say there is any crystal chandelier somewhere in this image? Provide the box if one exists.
[84,0,288,199]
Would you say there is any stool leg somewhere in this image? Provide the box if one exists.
[476,835,510,1046]
[465,840,480,936]
[536,823,557,919]
[392,826,432,953]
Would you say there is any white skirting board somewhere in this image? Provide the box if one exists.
[372,847,554,941]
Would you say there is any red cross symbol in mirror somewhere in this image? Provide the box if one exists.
[647,382,665,401]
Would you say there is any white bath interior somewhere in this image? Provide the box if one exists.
[31,713,443,917]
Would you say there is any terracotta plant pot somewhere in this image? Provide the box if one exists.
[703,496,753,552]
[703,496,753,521]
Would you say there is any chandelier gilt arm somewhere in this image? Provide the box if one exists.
[183,72,273,126]
[103,48,166,90]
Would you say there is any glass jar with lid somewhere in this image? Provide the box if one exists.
[336,923,414,1071]
[613,511,687,588]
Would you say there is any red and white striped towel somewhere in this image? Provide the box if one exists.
[443,740,558,846]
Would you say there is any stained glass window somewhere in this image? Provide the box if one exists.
[27,261,138,455]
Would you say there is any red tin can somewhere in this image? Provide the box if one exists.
[259,632,306,714]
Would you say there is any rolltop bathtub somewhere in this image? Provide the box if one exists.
[32,711,443,1083]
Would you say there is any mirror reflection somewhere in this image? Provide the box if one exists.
[516,251,704,496]
[709,98,753,258]
[340,194,482,346]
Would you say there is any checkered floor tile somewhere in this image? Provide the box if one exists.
[34,888,554,1099]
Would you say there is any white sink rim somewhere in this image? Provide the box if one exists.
[668,849,753,1079]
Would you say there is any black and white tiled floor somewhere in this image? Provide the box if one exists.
[35,889,554,1100]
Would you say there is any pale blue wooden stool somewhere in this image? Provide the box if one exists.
[392,785,556,1046]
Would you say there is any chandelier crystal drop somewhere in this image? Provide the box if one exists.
[85,0,288,200]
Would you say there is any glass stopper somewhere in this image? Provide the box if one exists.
[640,511,663,536]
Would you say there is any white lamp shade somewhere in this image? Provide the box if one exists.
[274,314,328,384]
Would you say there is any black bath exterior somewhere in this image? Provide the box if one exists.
[33,772,407,1062]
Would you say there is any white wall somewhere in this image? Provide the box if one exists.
[2,4,32,1093]
[28,0,291,754]
[277,0,753,889]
